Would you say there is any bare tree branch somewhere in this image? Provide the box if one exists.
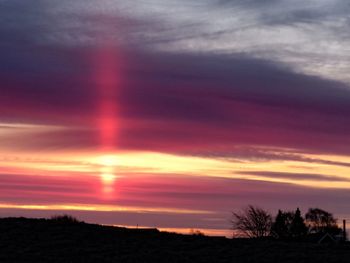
[231,205,272,238]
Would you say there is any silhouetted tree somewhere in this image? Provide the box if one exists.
[290,208,307,238]
[189,229,205,236]
[50,215,81,224]
[271,210,294,239]
[231,205,272,238]
[305,208,341,235]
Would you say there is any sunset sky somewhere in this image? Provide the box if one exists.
[1,0,350,236]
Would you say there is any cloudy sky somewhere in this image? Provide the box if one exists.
[1,0,350,236]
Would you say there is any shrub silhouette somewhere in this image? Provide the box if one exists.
[189,229,205,236]
[50,214,82,224]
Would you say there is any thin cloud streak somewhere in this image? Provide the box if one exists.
[238,171,350,183]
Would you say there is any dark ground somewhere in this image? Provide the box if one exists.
[0,217,349,262]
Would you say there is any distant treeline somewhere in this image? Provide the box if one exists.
[231,205,345,240]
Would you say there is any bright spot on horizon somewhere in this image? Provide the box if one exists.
[97,154,119,167]
[98,155,119,199]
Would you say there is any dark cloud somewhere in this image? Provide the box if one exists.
[1,45,350,154]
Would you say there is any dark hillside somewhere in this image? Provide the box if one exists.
[0,217,349,262]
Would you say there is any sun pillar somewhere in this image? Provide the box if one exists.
[93,39,122,199]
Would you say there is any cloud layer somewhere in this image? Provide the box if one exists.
[1,49,350,155]
[1,0,350,234]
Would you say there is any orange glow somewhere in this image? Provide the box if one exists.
[2,149,350,189]
[1,144,350,236]
[0,203,212,215]
[112,224,232,237]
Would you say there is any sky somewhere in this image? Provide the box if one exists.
[1,0,350,237]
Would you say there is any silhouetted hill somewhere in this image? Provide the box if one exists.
[0,217,350,262]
